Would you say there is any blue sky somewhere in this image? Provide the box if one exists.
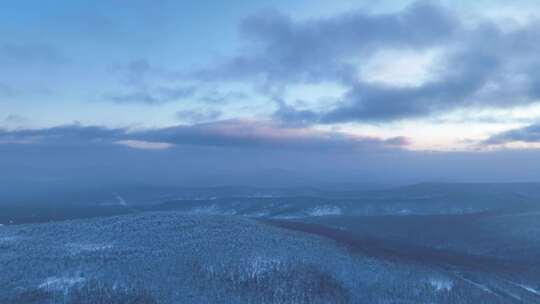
[3,0,540,185]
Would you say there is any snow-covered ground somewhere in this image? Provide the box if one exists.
[186,205,237,215]
[0,236,19,244]
[66,242,114,254]
[429,277,454,292]
[308,205,342,216]
[39,276,86,291]
[245,256,284,278]
[507,281,540,296]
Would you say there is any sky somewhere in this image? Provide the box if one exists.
[3,0,540,187]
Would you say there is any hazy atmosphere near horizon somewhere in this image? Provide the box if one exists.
[3,1,540,303]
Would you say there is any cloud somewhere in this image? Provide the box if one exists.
[114,140,173,150]
[133,120,409,150]
[4,114,26,123]
[193,1,540,123]
[0,125,125,145]
[484,122,540,145]
[195,1,456,85]
[107,59,250,106]
[104,59,197,104]
[310,49,499,123]
[0,120,409,152]
[198,90,249,104]
[106,85,197,105]
[113,59,179,87]
[176,109,222,123]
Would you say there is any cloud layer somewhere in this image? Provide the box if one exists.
[0,120,408,151]
[193,1,540,123]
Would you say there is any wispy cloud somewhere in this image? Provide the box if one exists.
[4,114,26,123]
[106,85,197,105]
[176,109,222,123]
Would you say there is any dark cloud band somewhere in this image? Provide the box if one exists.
[0,121,409,151]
